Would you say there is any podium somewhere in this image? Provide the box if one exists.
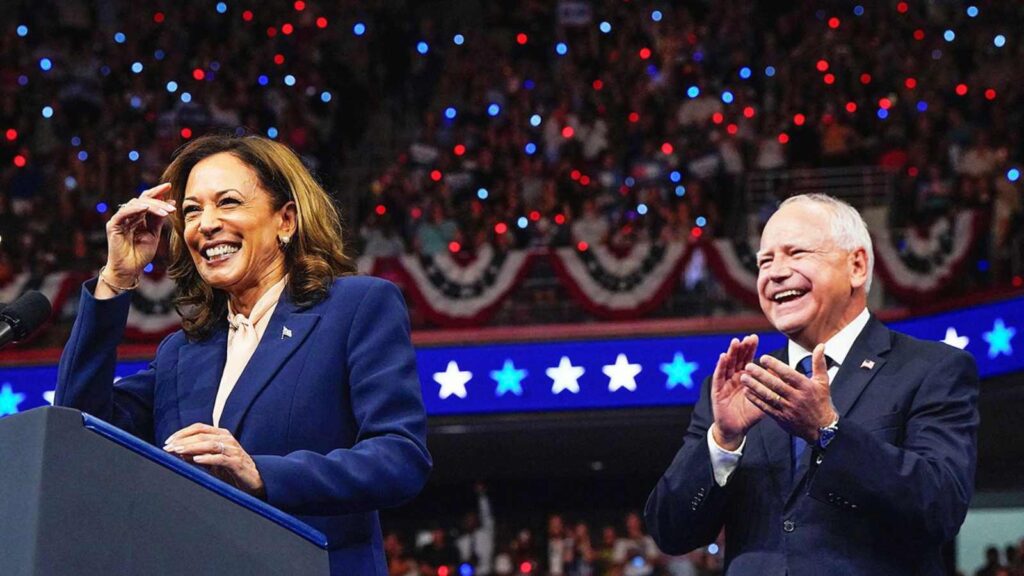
[0,407,330,576]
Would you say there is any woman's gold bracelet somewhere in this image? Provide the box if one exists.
[98,266,140,294]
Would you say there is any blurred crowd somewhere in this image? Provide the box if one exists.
[1,1,1022,289]
[970,541,1024,576]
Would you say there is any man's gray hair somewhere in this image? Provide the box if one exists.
[778,193,875,293]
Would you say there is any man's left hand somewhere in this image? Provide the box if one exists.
[740,344,838,442]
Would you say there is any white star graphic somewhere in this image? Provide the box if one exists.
[43,390,55,405]
[547,356,585,394]
[602,354,642,392]
[433,361,472,400]
[941,327,969,350]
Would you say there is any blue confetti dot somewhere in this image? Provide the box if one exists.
[166,81,178,93]
[154,49,166,60]
[524,142,537,155]
[624,176,636,187]
[977,259,990,272]
[41,106,54,118]
[353,22,366,36]
[144,263,155,274]
[637,203,648,215]
[180,92,192,103]
[675,185,686,197]
[646,64,659,77]
[453,33,464,45]
[267,126,279,138]
[916,100,928,112]
[943,30,955,42]
[128,150,140,162]
[686,85,700,98]
[77,150,88,161]
[1008,168,1021,182]
[257,75,269,86]
[599,21,612,34]
[17,75,28,86]
[131,62,143,73]
[477,188,489,200]
[670,171,682,183]
[210,61,221,71]
[284,74,296,86]
[853,5,864,16]
[114,32,126,44]
[693,51,703,62]
[966,6,979,17]
[39,58,52,71]
[320,91,332,103]
[100,65,111,76]
[517,217,528,229]
[524,79,535,90]
[696,216,707,227]
[16,25,28,37]
[530,114,542,127]
[765,65,776,77]
[555,42,568,56]
[130,96,142,108]
[877,108,889,120]
[721,91,734,104]
[444,107,457,120]
[96,202,108,214]
[739,67,752,79]
[651,10,663,22]
[71,136,81,146]
[416,41,429,55]
[708,543,720,555]
[994,35,1006,48]
[216,2,228,14]
[487,103,501,117]
[460,563,474,576]
[65,176,77,190]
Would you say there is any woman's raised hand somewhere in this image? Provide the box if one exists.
[103,183,175,286]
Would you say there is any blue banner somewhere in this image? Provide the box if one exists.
[1,296,1020,418]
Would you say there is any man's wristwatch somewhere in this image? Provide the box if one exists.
[817,417,840,450]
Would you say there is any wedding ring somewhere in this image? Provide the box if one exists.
[216,442,226,454]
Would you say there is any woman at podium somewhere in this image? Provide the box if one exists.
[55,134,432,575]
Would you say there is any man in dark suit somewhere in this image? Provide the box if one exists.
[645,193,978,574]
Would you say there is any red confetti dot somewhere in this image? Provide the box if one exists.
[315,17,328,28]
[267,27,277,37]
[828,17,840,29]
[448,241,461,253]
[529,211,541,221]
[180,127,193,139]
[985,88,997,100]
[592,79,603,91]
[411,207,422,219]
[639,47,651,60]
[726,123,738,135]
[793,113,806,126]
[896,2,908,14]
[242,10,254,22]
[153,12,165,23]
[193,68,206,80]
[570,170,581,181]
[5,128,17,141]
[294,1,306,11]
[845,101,858,113]
[955,83,968,96]
[494,222,508,234]
[453,144,466,156]
[274,54,285,65]
[907,166,919,177]
[577,241,589,252]
[438,567,450,576]
[859,73,872,85]
[904,78,917,89]
[13,154,26,167]
[375,204,386,216]
[281,23,294,35]
[879,98,892,110]
[430,169,442,182]
[1012,276,1023,288]
[743,106,756,119]
[778,132,790,144]
[516,33,528,45]
[628,112,640,123]
[520,563,532,575]
[913,29,925,41]
[661,142,674,155]
[816,59,829,72]
[561,126,575,139]
[711,112,724,124]
[579,175,591,186]
[690,226,703,238]
[823,73,835,85]
[554,214,566,225]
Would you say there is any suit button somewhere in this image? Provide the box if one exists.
[783,520,795,533]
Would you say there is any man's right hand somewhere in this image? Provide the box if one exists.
[711,334,763,450]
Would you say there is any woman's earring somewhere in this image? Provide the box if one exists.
[278,235,290,249]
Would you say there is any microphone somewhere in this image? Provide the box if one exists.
[0,290,52,350]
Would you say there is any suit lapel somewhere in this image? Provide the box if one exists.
[758,347,793,502]
[176,328,228,428]
[217,295,320,436]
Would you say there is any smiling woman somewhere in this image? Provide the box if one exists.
[54,134,432,576]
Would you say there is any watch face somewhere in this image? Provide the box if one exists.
[819,427,837,449]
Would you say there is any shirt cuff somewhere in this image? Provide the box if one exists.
[707,425,746,487]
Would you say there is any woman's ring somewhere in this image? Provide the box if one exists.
[216,442,226,454]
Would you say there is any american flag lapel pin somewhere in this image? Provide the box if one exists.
[282,326,292,339]
[860,359,875,370]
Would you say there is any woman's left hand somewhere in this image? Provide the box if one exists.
[163,423,266,499]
